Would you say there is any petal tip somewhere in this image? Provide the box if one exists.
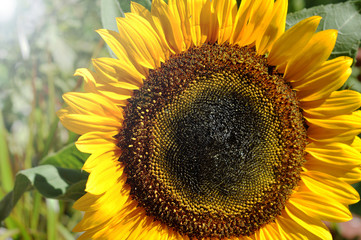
[307,15,322,25]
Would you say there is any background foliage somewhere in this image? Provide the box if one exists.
[0,0,360,239]
[0,0,105,239]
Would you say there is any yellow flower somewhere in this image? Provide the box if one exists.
[58,0,361,239]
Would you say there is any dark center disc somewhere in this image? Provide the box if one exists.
[116,43,307,239]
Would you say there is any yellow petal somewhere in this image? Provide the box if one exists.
[284,29,338,81]
[58,112,120,135]
[92,57,143,87]
[168,0,192,50]
[254,223,281,239]
[306,111,361,143]
[135,218,164,240]
[73,68,132,106]
[95,29,128,61]
[294,56,352,102]
[304,159,361,184]
[213,0,237,44]
[131,2,172,59]
[339,169,361,184]
[188,0,208,46]
[229,0,252,44]
[301,90,361,118]
[62,92,123,120]
[77,188,130,222]
[76,131,117,154]
[200,0,219,43]
[117,13,166,68]
[306,142,361,167]
[126,215,163,240]
[285,206,332,240]
[73,192,99,212]
[73,184,131,230]
[292,55,352,85]
[131,1,152,20]
[257,0,288,54]
[352,136,361,152]
[74,68,98,93]
[96,29,149,76]
[151,0,183,54]
[301,171,359,205]
[83,148,119,172]
[289,192,352,222]
[276,208,331,240]
[73,211,109,233]
[303,142,361,183]
[85,157,123,195]
[96,83,133,101]
[267,16,321,66]
[99,201,151,239]
[237,0,274,47]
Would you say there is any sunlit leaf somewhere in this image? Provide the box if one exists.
[40,143,89,169]
[0,165,88,222]
[118,0,152,13]
[101,0,124,32]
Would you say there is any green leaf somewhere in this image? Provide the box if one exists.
[303,0,348,8]
[101,0,124,32]
[40,143,89,169]
[0,165,88,222]
[288,0,306,13]
[286,0,361,61]
[101,0,124,58]
[118,0,152,13]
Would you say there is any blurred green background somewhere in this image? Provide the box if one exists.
[0,1,106,239]
[0,0,360,239]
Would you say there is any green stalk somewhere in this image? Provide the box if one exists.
[23,116,34,170]
[0,109,13,193]
[30,192,41,231]
[47,68,56,122]
[57,223,75,240]
[7,216,32,240]
[24,62,37,170]
[41,117,59,158]
[4,217,17,232]
[46,199,58,240]
[35,109,45,159]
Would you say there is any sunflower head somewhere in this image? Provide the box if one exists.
[58,0,361,239]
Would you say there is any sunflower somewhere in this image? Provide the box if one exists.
[58,0,361,239]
